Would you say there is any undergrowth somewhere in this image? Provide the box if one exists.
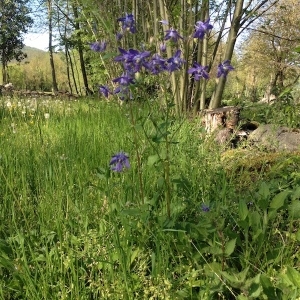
[0,96,299,299]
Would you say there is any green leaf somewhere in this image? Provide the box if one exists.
[260,274,278,299]
[239,199,248,221]
[286,266,300,288]
[225,238,236,257]
[288,200,300,219]
[249,282,262,298]
[102,52,118,60]
[291,186,300,200]
[269,190,290,210]
[258,182,270,210]
[147,154,160,166]
[259,182,270,199]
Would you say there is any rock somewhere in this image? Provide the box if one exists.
[248,124,300,151]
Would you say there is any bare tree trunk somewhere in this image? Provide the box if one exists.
[72,4,92,95]
[1,48,8,84]
[48,0,58,93]
[209,0,244,109]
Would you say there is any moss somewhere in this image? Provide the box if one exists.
[221,149,300,190]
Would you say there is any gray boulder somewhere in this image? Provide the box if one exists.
[248,124,300,151]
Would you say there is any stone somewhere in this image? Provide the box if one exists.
[248,124,300,151]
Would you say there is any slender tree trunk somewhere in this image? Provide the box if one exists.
[1,49,7,84]
[68,50,78,94]
[72,4,92,95]
[48,0,58,93]
[209,0,244,109]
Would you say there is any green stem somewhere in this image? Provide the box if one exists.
[129,101,144,204]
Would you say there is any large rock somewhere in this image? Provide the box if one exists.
[248,124,300,151]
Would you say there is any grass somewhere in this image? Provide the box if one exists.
[0,95,300,299]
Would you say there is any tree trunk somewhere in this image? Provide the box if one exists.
[209,0,244,109]
[72,4,92,96]
[48,0,58,93]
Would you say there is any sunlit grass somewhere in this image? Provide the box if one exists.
[0,96,299,299]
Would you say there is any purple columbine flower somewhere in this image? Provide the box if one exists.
[116,32,123,41]
[99,85,111,98]
[90,41,107,52]
[201,203,210,212]
[217,60,234,78]
[166,50,185,72]
[193,18,213,39]
[114,48,151,73]
[110,152,130,172]
[144,53,167,74]
[159,42,166,53]
[117,13,136,33]
[164,28,183,42]
[112,73,135,86]
[188,62,209,80]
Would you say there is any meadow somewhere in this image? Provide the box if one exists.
[0,95,300,299]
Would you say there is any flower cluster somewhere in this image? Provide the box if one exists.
[110,152,130,172]
[90,41,107,52]
[91,14,233,99]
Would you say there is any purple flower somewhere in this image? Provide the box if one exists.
[117,13,136,33]
[217,60,234,78]
[112,73,135,86]
[166,50,185,72]
[201,204,210,212]
[116,32,123,41]
[113,72,135,100]
[164,28,183,42]
[188,63,209,80]
[159,42,166,53]
[110,152,130,172]
[114,48,151,73]
[99,85,111,98]
[90,41,107,52]
[193,19,213,39]
[114,86,133,100]
[144,53,167,74]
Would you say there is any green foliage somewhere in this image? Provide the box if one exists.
[0,96,299,299]
[0,0,33,82]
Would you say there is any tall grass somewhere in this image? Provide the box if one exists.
[0,96,299,299]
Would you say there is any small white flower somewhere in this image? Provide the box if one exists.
[6,101,12,108]
[44,113,50,119]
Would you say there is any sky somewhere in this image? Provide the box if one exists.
[23,33,49,51]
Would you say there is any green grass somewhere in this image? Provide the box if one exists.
[0,96,299,299]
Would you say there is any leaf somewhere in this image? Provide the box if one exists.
[288,200,300,219]
[259,182,271,199]
[239,199,248,221]
[294,46,300,53]
[260,274,278,299]
[258,182,270,210]
[249,282,262,298]
[269,190,290,210]
[291,186,300,200]
[225,238,236,257]
[102,52,118,60]
[147,154,160,166]
[286,266,300,288]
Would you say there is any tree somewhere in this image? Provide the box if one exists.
[240,0,300,100]
[0,0,33,83]
[47,0,58,92]
[209,0,280,108]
